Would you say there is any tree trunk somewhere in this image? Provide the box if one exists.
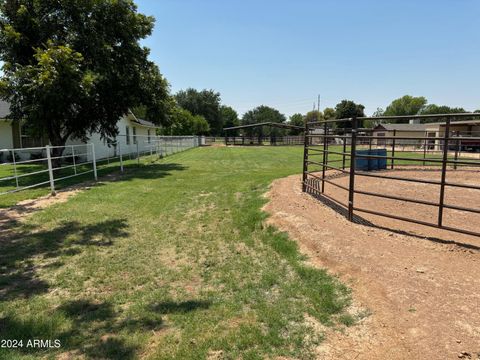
[50,145,66,169]
[47,130,68,169]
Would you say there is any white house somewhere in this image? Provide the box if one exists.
[0,100,159,161]
[0,100,21,150]
[65,111,159,161]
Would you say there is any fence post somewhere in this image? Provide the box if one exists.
[342,137,347,170]
[391,129,396,169]
[91,143,98,181]
[321,121,328,193]
[45,145,56,195]
[438,117,451,227]
[72,145,77,175]
[301,119,309,192]
[423,137,427,166]
[136,142,140,166]
[119,142,124,173]
[458,130,462,158]
[453,132,460,170]
[11,149,19,189]
[347,117,358,222]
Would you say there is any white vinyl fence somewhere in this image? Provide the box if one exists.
[0,135,200,197]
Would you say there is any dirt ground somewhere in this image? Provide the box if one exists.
[263,171,480,360]
[312,168,480,238]
[0,189,81,237]
[0,172,123,237]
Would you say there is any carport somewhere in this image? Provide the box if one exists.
[223,122,304,146]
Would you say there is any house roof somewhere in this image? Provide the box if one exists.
[425,119,480,127]
[126,109,160,128]
[0,100,10,119]
[374,123,427,132]
[131,117,159,128]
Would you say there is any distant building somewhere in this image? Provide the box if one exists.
[372,122,427,147]
[425,119,480,151]
[371,118,480,151]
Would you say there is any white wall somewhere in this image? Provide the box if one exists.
[115,117,154,158]
[0,120,13,150]
[65,115,156,161]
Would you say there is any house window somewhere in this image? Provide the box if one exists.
[126,126,130,145]
[133,127,137,144]
[20,124,45,148]
[147,129,151,144]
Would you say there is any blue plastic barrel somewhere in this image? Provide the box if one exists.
[355,150,370,171]
[376,149,387,170]
[368,149,379,170]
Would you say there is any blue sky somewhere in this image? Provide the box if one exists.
[136,0,480,117]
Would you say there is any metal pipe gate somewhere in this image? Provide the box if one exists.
[302,113,480,238]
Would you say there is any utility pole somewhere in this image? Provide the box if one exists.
[317,94,320,112]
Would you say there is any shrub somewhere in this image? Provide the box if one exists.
[30,152,44,160]
[6,152,20,163]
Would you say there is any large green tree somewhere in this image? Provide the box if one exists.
[220,105,239,135]
[288,113,304,135]
[418,104,468,123]
[323,107,336,120]
[0,0,170,157]
[419,104,466,115]
[175,88,222,136]
[241,105,286,136]
[305,110,323,123]
[383,95,427,117]
[335,100,365,128]
[162,107,209,135]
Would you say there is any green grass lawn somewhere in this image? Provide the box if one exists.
[0,146,357,360]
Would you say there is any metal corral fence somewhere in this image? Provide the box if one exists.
[204,137,223,146]
[0,135,199,197]
[224,136,304,146]
[302,113,480,238]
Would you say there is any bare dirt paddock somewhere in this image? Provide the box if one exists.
[264,170,480,360]
[317,167,480,239]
